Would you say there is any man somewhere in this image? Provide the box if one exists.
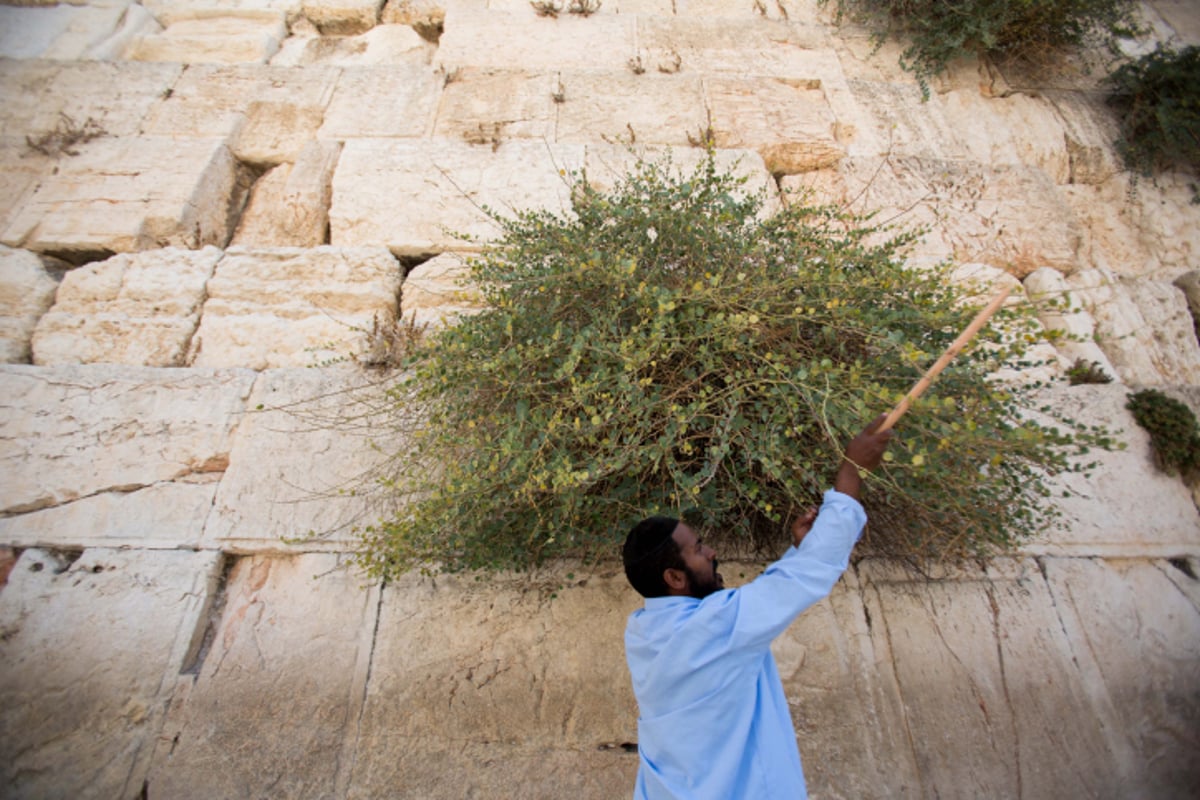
[622,415,893,799]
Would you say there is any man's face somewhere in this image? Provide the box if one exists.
[671,523,724,599]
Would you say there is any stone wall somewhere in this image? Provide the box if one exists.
[0,1,1198,798]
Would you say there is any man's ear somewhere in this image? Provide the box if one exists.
[663,567,688,593]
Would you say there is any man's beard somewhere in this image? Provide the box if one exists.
[684,560,723,599]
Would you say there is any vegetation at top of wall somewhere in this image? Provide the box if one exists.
[1105,45,1200,192]
[826,0,1141,95]
[356,154,1113,579]
[1126,389,1200,475]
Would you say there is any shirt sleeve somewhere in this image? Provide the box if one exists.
[699,490,867,654]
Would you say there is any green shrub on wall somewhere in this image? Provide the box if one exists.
[1126,389,1200,475]
[1106,45,1200,187]
[827,0,1140,93]
[357,154,1111,578]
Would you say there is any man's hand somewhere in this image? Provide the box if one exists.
[834,414,894,499]
[790,506,818,547]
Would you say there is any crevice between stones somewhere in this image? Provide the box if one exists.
[180,553,235,676]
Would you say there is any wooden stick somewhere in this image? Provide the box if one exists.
[879,284,1014,432]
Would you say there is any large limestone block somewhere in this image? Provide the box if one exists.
[0,481,217,550]
[0,364,255,514]
[554,71,708,147]
[146,554,381,799]
[202,366,402,550]
[783,158,1081,274]
[344,568,640,798]
[582,144,782,218]
[0,4,82,59]
[432,68,559,142]
[1021,384,1200,558]
[0,59,182,139]
[0,245,59,363]
[635,15,825,76]
[0,548,224,800]
[1043,91,1123,186]
[1043,557,1200,796]
[0,140,51,241]
[140,63,339,143]
[841,80,971,161]
[1023,266,1118,380]
[269,22,431,66]
[123,10,288,64]
[1,136,240,260]
[859,559,1129,798]
[1069,271,1200,385]
[400,251,484,329]
[31,247,221,366]
[141,0,305,25]
[329,139,585,255]
[302,0,383,34]
[706,76,843,174]
[316,64,440,139]
[1063,173,1200,278]
[231,140,343,246]
[771,569,919,797]
[434,9,635,71]
[189,246,400,369]
[939,89,1072,182]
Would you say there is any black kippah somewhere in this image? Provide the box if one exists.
[623,516,680,564]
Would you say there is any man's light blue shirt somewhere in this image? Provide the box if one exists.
[624,490,868,800]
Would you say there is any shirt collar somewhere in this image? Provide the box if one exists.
[643,595,699,610]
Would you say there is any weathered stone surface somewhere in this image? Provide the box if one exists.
[783,158,1081,273]
[0,364,255,514]
[188,246,399,369]
[302,0,383,34]
[123,10,288,64]
[1,137,240,259]
[1068,271,1200,385]
[31,247,221,367]
[0,59,182,139]
[939,89,1072,182]
[0,3,86,59]
[1024,266,1118,380]
[0,481,217,550]
[329,139,584,255]
[202,366,401,549]
[1063,172,1200,278]
[400,251,483,328]
[706,76,843,174]
[141,63,339,142]
[1021,384,1200,558]
[773,568,919,798]
[433,68,559,142]
[316,64,439,139]
[434,9,635,71]
[0,1,156,62]
[555,71,708,147]
[1044,91,1123,186]
[141,0,304,25]
[0,245,59,363]
[635,15,825,76]
[860,557,1156,799]
[0,140,51,242]
[344,568,640,798]
[231,140,342,246]
[147,553,379,798]
[1042,557,1200,797]
[841,79,971,162]
[582,144,782,217]
[0,547,223,800]
[270,23,431,66]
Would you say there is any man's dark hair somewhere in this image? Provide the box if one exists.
[623,516,684,598]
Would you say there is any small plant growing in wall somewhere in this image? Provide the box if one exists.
[1126,389,1200,476]
[357,153,1112,578]
[825,0,1141,96]
[1106,45,1200,196]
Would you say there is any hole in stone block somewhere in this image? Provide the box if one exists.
[1169,557,1197,580]
[40,248,116,269]
[223,160,268,249]
[181,554,236,676]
